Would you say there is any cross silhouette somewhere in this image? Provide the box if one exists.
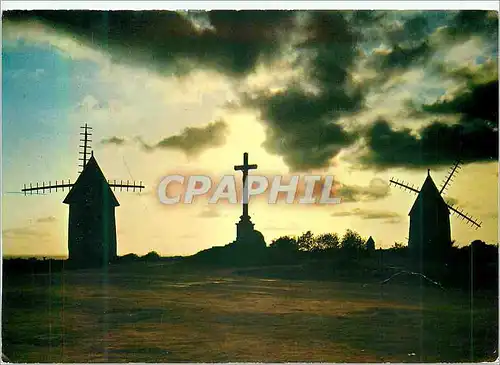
[234,152,258,219]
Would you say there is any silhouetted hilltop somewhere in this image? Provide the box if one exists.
[184,241,268,267]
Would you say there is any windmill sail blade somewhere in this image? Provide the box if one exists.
[389,178,420,194]
[22,180,73,195]
[78,123,93,172]
[440,160,461,194]
[108,181,145,192]
[447,204,481,229]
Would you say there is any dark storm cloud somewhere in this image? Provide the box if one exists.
[422,80,499,126]
[385,13,431,45]
[246,10,493,172]
[5,10,497,172]
[360,118,498,169]
[3,10,297,77]
[361,15,499,171]
[367,13,438,76]
[364,11,494,81]
[138,120,228,157]
[101,136,126,146]
[364,61,498,169]
[245,12,365,172]
[250,86,360,171]
[443,10,498,43]
[371,41,432,72]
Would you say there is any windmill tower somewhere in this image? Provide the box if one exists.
[21,124,145,267]
[389,160,481,258]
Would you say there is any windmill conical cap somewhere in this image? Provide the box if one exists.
[421,173,440,195]
[63,153,119,206]
[409,171,448,216]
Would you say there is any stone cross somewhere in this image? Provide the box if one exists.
[234,152,258,218]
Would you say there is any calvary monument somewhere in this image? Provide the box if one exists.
[230,152,267,249]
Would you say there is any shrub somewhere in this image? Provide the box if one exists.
[142,251,161,261]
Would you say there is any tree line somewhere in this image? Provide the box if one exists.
[269,229,376,254]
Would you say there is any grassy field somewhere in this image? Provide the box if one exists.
[2,261,498,363]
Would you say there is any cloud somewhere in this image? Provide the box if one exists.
[77,95,108,111]
[331,207,401,221]
[138,119,228,157]
[3,227,51,239]
[360,61,499,170]
[251,87,360,172]
[442,10,498,44]
[243,11,495,172]
[5,10,497,173]
[198,206,223,218]
[361,11,495,90]
[362,13,439,85]
[101,136,127,146]
[336,178,390,202]
[422,79,498,126]
[244,12,365,172]
[434,59,498,85]
[444,196,459,206]
[3,10,298,77]
[358,118,498,169]
[370,41,432,73]
[36,216,57,223]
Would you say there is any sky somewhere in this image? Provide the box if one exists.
[1,9,498,257]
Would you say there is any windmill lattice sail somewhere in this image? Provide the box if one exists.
[22,180,73,195]
[108,180,145,192]
[447,204,481,229]
[79,123,92,173]
[440,160,461,194]
[389,178,419,194]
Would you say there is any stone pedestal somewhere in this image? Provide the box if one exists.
[233,215,266,248]
[236,215,255,241]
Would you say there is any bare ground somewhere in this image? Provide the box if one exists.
[2,262,498,362]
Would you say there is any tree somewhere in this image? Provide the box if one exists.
[120,253,139,262]
[391,242,406,250]
[269,236,298,252]
[315,233,340,251]
[297,231,315,251]
[142,251,161,261]
[341,229,365,251]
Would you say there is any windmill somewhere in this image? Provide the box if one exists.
[389,160,481,258]
[21,124,145,267]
